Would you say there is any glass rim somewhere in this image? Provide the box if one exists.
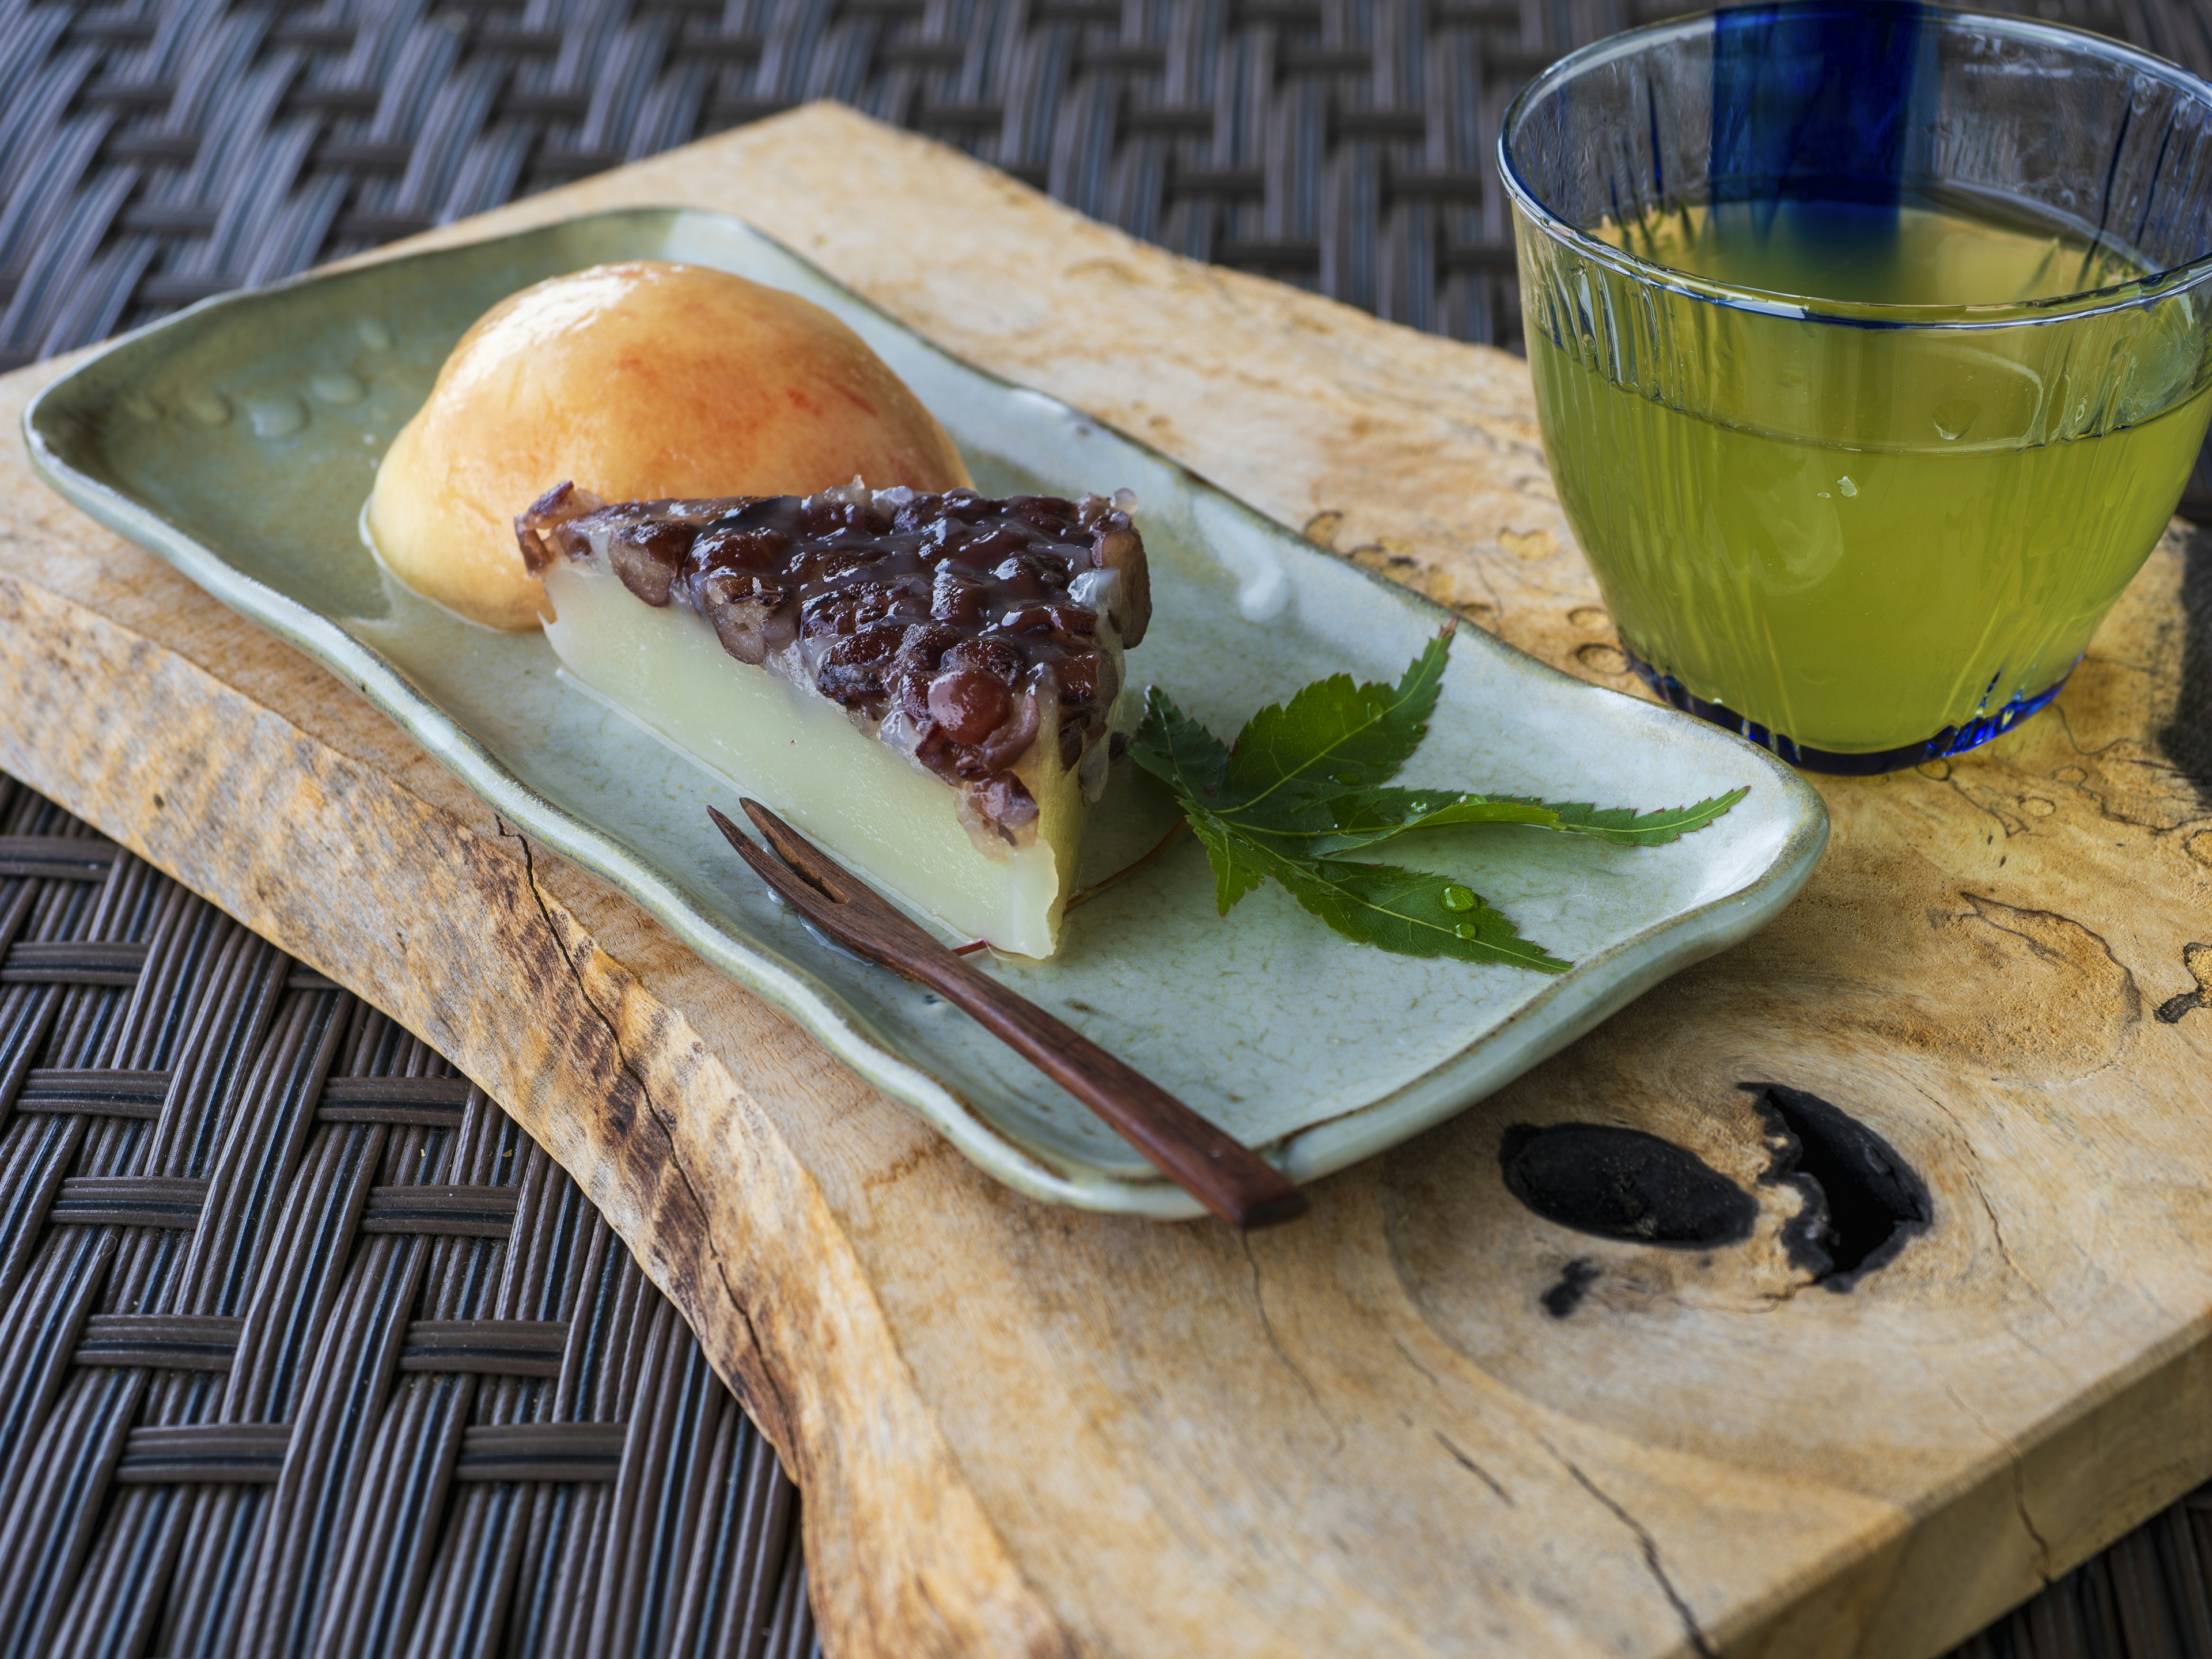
[1496,0,2212,331]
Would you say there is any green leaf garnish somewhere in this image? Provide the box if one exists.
[1120,627,1748,973]
[1229,782,1565,853]
[1221,627,1452,805]
[1127,689,1232,800]
[1272,783,1752,855]
[1179,799,1269,915]
[1250,843,1572,974]
[1508,792,1752,847]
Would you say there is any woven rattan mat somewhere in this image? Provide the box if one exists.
[4,0,2210,363]
[0,772,818,1658]
[8,1,2212,1654]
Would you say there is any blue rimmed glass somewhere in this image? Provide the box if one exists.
[1499,2,2212,773]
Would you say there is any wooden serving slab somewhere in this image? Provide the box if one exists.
[2,105,2209,1659]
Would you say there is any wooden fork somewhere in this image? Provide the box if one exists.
[709,800,1308,1229]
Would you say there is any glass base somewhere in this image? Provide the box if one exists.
[1623,654,2074,775]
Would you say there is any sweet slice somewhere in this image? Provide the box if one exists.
[516,481,1151,958]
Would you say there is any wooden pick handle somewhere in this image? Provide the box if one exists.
[710,802,1307,1229]
[911,947,1309,1230]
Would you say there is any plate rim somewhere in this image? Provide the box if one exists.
[21,203,1831,1217]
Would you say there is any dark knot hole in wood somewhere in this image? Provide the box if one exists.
[1497,1123,1756,1249]
[1500,1088,1932,1296]
[1748,1083,1932,1291]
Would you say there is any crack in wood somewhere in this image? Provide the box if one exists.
[1934,892,2145,1082]
[1240,1235,1340,1452]
[1389,1333,1442,1391]
[1541,1438,1717,1659]
[1944,1384,2055,1587]
[498,816,796,1452]
[1433,1431,1512,1505]
[1962,1168,2058,1320]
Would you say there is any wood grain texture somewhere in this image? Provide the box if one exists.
[2,104,2210,1659]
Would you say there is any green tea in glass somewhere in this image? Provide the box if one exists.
[1500,2,2212,771]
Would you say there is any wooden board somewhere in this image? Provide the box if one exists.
[2,104,2209,1659]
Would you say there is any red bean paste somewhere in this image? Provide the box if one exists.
[516,482,1150,840]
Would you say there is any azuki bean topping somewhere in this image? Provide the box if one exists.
[517,483,1148,801]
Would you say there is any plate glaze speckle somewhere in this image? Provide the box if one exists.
[25,207,1829,1217]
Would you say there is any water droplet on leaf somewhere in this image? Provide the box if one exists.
[1453,922,1479,940]
[1441,884,1476,912]
[1836,476,1857,498]
[1332,772,1361,785]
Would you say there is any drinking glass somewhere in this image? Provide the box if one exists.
[1500,1,2212,771]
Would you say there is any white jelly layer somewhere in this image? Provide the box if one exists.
[541,558,1081,958]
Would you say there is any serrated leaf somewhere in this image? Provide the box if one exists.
[1118,637,1744,976]
[1128,688,1231,799]
[1247,783,1752,855]
[1501,787,1752,847]
[1183,803,1269,915]
[1253,841,1571,974]
[1221,626,1454,806]
[1234,781,1567,853]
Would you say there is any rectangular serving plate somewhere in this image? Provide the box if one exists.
[24,207,1828,1217]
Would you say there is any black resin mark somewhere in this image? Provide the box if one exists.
[2154,943,2210,1024]
[1748,1084,1930,1290]
[1540,1258,1600,1318]
[1498,1124,1757,1248]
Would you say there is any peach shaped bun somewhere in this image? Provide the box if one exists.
[365,260,973,630]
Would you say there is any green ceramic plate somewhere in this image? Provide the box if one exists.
[24,207,1828,1217]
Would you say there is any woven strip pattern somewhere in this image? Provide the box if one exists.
[3,0,2207,373]
[0,772,819,1659]
[1952,1498,2212,1659]
[8,0,2211,506]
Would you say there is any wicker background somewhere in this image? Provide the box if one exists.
[10,0,2212,507]
[7,0,2212,1653]
[0,775,818,1657]
[3,0,2210,373]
